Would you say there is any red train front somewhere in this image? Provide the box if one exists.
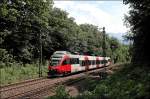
[48,51,72,76]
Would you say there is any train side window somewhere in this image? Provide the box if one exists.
[82,61,85,66]
[70,58,75,64]
[84,60,91,65]
[81,61,83,66]
[105,60,108,63]
[76,58,79,64]
[70,58,73,64]
[79,60,82,65]
[92,60,95,65]
[90,60,92,65]
[99,60,100,64]
[101,60,107,64]
[92,60,94,65]
[88,60,91,65]
[70,58,79,64]
[101,60,104,64]
[74,58,77,64]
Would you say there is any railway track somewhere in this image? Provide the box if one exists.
[0,77,46,92]
[0,64,120,99]
[0,73,87,99]
[0,77,50,99]
[25,77,86,99]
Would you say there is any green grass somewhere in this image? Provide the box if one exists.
[0,64,48,85]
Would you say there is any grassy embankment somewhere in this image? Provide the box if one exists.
[47,63,150,99]
[0,64,48,85]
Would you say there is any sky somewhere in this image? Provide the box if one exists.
[53,0,130,42]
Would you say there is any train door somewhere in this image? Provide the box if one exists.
[96,57,100,68]
[59,55,71,74]
[70,57,80,73]
[84,56,89,71]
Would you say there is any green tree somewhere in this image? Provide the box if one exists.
[79,24,103,55]
[124,0,150,64]
[0,0,53,63]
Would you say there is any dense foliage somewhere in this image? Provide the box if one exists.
[124,0,150,64]
[0,0,130,67]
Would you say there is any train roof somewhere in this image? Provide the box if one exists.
[54,51,71,55]
[52,51,110,60]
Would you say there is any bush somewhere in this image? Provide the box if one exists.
[0,48,15,68]
[91,64,150,99]
[47,85,70,99]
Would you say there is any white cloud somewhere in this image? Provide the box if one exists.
[53,1,75,10]
[53,1,129,34]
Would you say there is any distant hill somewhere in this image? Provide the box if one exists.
[108,33,129,45]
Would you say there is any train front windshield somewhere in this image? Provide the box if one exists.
[50,59,60,66]
[50,55,62,66]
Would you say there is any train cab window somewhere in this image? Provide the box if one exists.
[50,59,60,66]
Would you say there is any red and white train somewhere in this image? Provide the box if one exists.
[48,51,111,77]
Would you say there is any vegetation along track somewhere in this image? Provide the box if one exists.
[0,64,120,99]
